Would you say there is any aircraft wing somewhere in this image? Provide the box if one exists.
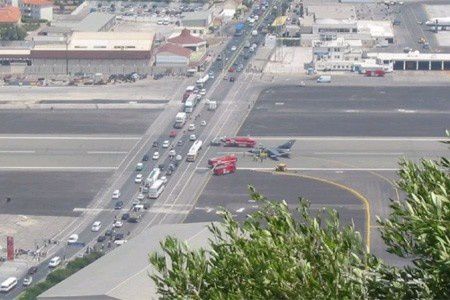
[266,148,281,158]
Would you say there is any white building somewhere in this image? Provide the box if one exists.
[313,38,363,71]
[20,0,53,21]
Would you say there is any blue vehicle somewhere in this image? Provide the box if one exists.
[235,23,245,36]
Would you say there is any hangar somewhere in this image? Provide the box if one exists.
[369,51,450,71]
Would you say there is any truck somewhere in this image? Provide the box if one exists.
[145,168,161,186]
[195,74,209,88]
[223,137,257,148]
[208,100,217,111]
[235,22,245,36]
[317,75,331,83]
[208,155,237,168]
[174,112,187,128]
[184,94,198,113]
[213,162,236,175]
[148,179,165,199]
[187,140,203,162]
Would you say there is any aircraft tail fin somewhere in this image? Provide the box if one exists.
[277,140,296,150]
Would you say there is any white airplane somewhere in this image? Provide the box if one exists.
[425,17,450,30]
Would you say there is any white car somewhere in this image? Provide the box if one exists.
[137,193,145,200]
[152,152,160,160]
[160,176,168,184]
[201,120,207,126]
[114,239,127,245]
[231,45,237,51]
[48,256,61,268]
[162,140,170,148]
[175,154,182,161]
[200,89,206,95]
[67,234,79,244]
[189,134,197,141]
[135,173,143,183]
[113,220,123,228]
[188,124,196,131]
[169,149,176,157]
[22,276,32,286]
[112,189,121,199]
[91,221,102,232]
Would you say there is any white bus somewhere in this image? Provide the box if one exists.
[0,277,17,293]
[148,179,165,199]
[146,168,161,186]
[187,140,203,162]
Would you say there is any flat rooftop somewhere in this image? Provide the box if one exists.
[73,12,115,32]
[357,20,394,38]
[368,51,450,61]
[306,4,356,20]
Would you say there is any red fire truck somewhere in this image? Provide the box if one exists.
[223,137,256,148]
[365,69,385,77]
[213,162,236,175]
[208,155,238,167]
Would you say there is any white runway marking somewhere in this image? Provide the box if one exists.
[0,136,141,140]
[0,150,36,154]
[313,152,405,156]
[254,137,445,141]
[86,151,129,155]
[0,166,116,170]
[197,167,397,171]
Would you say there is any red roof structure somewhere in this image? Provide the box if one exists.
[22,0,53,6]
[0,6,21,24]
[167,29,205,46]
[156,43,193,57]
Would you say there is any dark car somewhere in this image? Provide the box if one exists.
[177,139,184,146]
[166,169,173,176]
[128,217,139,223]
[28,266,38,275]
[229,77,235,82]
[168,163,176,171]
[158,164,165,171]
[97,235,106,243]
[121,213,130,220]
[143,201,151,210]
[114,201,124,210]
[142,154,149,161]
[114,233,124,241]
[169,130,177,138]
[152,141,159,148]
[105,229,114,237]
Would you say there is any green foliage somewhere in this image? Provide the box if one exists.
[0,24,26,41]
[377,156,450,299]
[19,252,103,300]
[150,189,379,299]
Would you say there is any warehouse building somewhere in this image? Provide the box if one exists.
[181,10,212,34]
[368,51,450,71]
[38,223,213,300]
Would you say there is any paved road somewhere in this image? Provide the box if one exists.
[238,86,450,137]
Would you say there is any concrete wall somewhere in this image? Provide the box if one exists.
[25,58,152,75]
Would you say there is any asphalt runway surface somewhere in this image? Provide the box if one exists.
[238,86,450,137]
[186,170,366,242]
[0,109,162,135]
[0,171,111,217]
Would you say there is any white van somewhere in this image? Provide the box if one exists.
[0,277,17,292]
[317,75,331,83]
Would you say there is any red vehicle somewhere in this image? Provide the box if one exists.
[169,130,177,138]
[223,137,256,148]
[213,162,236,175]
[182,92,192,103]
[228,66,236,73]
[208,155,238,167]
[365,69,385,77]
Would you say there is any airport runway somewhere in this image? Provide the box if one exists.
[238,86,450,137]
[0,136,140,169]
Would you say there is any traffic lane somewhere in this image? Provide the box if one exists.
[185,170,366,242]
[0,109,162,135]
[0,171,112,217]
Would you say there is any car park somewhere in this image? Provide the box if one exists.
[91,221,102,232]
[112,189,121,199]
[135,173,143,183]
[48,256,61,268]
[162,140,170,148]
[115,201,124,210]
[67,234,79,244]
[152,152,160,160]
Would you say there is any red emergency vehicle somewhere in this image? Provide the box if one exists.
[208,155,238,167]
[365,69,385,77]
[213,162,236,175]
[223,137,256,148]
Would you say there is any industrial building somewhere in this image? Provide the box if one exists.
[0,32,155,75]
[38,223,213,300]
[368,51,450,71]
[181,10,212,35]
[155,43,192,67]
